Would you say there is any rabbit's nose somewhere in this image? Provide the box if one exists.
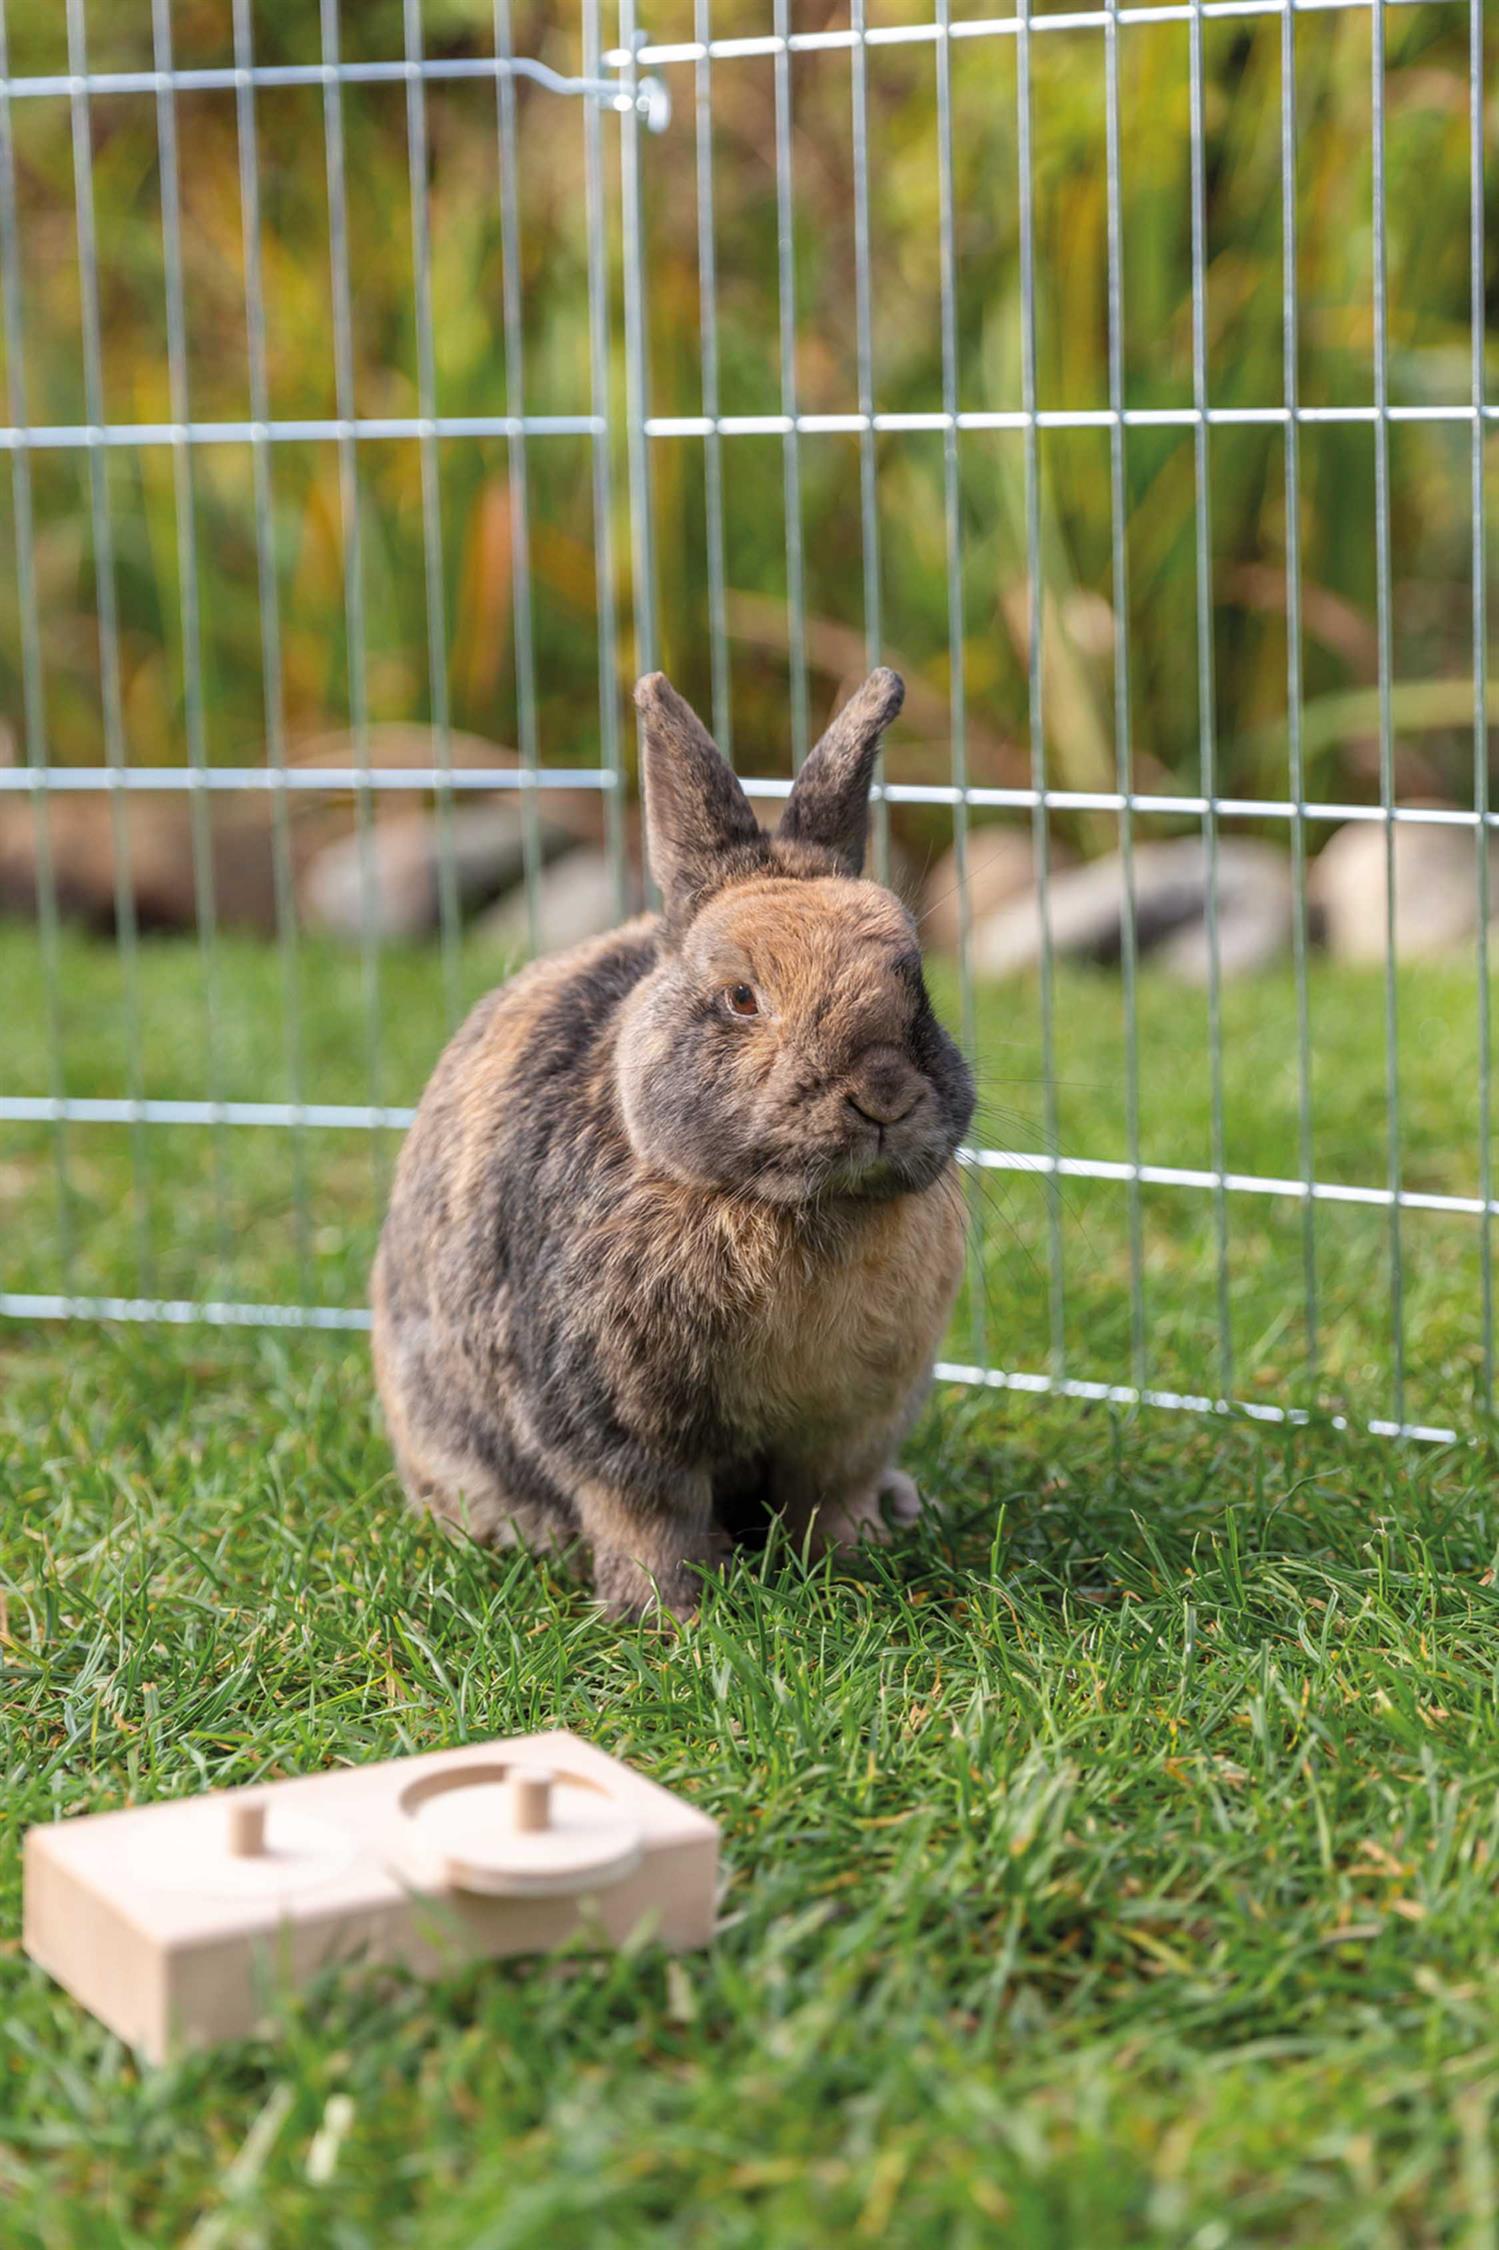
[845,1046,923,1128]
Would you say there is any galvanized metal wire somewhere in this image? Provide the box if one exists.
[68,0,151,1293]
[320,0,387,1209]
[1104,0,1146,1396]
[1470,0,1492,1415]
[0,0,73,1293]
[0,0,1491,1455]
[849,0,887,886]
[404,0,464,1026]
[693,0,732,761]
[772,0,808,774]
[233,0,311,1297]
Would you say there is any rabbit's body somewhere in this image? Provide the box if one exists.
[374,671,974,1616]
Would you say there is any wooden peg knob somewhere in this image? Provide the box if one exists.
[226,1799,266,1858]
[510,1768,554,1834]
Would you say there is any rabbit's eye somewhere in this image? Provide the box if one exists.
[725,983,760,1018]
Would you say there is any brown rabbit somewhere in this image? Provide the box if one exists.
[372,669,975,1619]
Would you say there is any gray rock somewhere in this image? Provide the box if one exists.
[921,828,1038,954]
[1310,817,1497,962]
[1154,857,1295,983]
[299,803,575,940]
[474,847,638,958]
[973,836,1294,984]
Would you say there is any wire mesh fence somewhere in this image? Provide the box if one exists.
[0,0,1493,1444]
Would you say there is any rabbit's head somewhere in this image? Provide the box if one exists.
[617,670,975,1207]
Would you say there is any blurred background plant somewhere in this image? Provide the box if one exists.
[1,0,1494,867]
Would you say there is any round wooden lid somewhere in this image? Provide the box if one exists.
[400,1765,643,1899]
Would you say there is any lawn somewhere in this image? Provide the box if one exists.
[6,932,1499,2244]
[2,922,1497,1431]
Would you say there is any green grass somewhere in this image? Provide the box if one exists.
[7,931,1499,2243]
[6,1329,1499,2245]
[3,923,1497,1429]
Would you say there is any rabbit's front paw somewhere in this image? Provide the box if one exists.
[876,1468,925,1528]
[806,1473,926,1554]
[592,1536,727,1626]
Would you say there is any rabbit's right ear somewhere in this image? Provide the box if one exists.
[635,672,761,919]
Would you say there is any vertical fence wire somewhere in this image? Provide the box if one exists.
[495,0,544,955]
[850,0,889,884]
[67,0,152,1294]
[233,0,310,1298]
[0,7,1491,1441]
[1015,0,1065,1376]
[693,0,732,760]
[1370,0,1406,1427]
[319,0,387,1201]
[1470,0,1492,1414]
[1279,0,1319,1385]
[0,0,73,1294]
[1187,0,1232,1398]
[772,0,809,770]
[935,0,985,1366]
[153,0,231,1287]
[619,0,657,687]
[403,0,462,1026]
[1104,0,1146,1394]
[583,0,626,917]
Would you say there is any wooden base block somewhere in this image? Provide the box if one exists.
[23,1731,719,2062]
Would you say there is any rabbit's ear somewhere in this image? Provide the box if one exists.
[776,668,904,877]
[635,672,761,914]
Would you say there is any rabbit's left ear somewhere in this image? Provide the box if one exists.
[777,668,904,877]
[635,672,761,917]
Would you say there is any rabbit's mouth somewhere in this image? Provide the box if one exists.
[840,1113,906,1183]
[743,1121,956,1207]
[828,1089,958,1198]
[836,1138,951,1202]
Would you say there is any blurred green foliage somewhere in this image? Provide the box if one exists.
[0,0,1495,851]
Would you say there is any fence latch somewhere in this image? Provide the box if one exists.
[507,50,670,135]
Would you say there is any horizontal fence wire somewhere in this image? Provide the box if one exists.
[2,1092,1495,1222]
[648,407,1498,429]
[0,416,603,447]
[2,406,1496,450]
[8,768,1499,829]
[0,0,1491,1455]
[0,58,645,99]
[0,1287,1462,1448]
[0,0,1449,104]
[623,0,1454,55]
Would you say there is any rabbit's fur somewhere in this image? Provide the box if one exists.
[372,668,975,1618]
